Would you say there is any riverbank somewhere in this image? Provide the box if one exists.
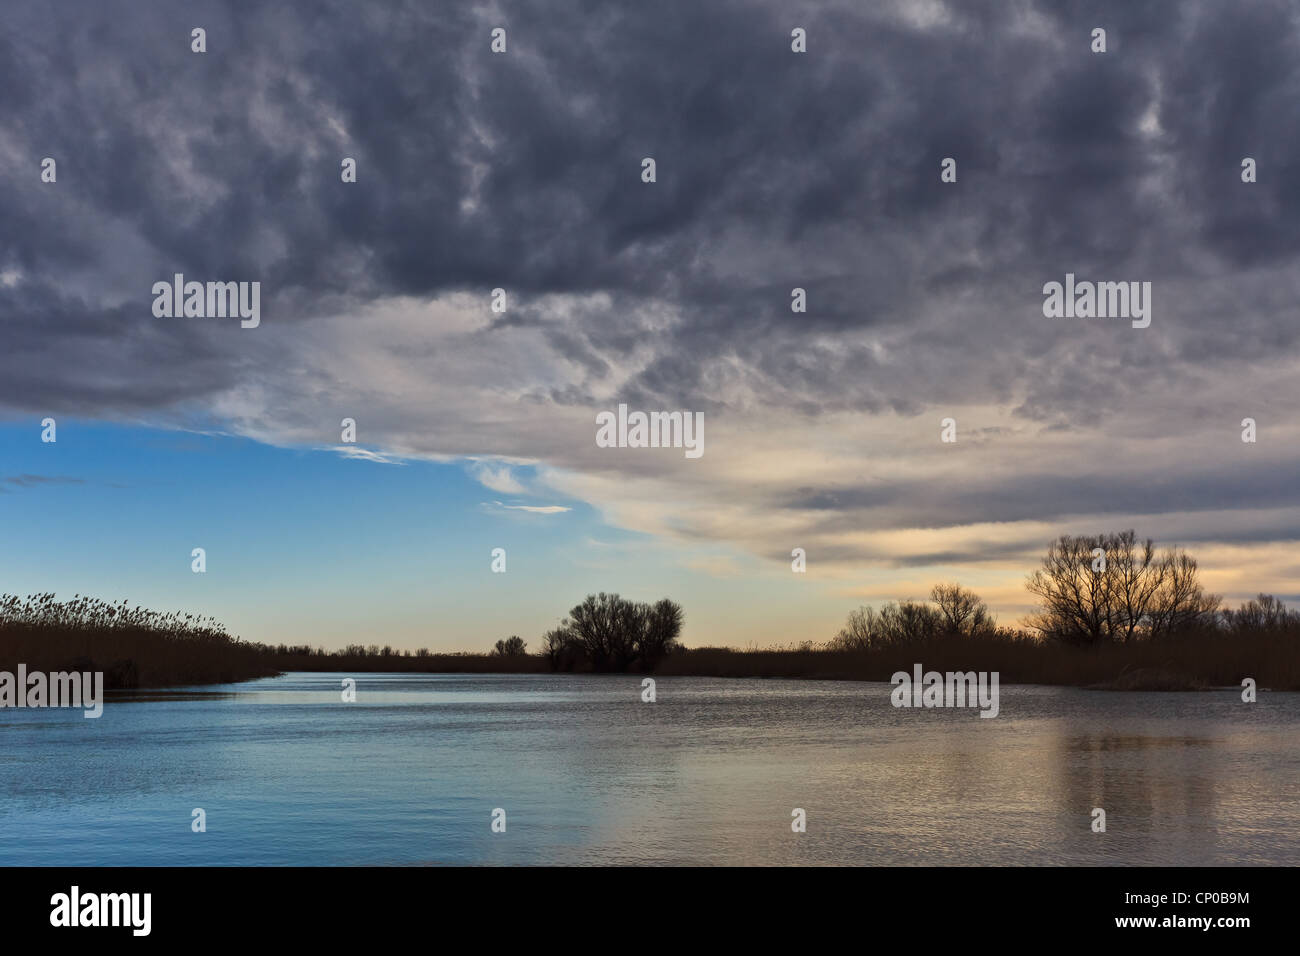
[0,594,278,688]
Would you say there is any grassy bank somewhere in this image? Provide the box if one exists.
[0,594,278,688]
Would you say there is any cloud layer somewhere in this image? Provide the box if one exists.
[4,0,1300,613]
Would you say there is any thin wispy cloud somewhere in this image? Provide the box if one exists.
[469,462,527,494]
[329,447,407,466]
[2,474,85,488]
[486,501,571,515]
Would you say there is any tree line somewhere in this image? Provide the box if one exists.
[831,529,1297,649]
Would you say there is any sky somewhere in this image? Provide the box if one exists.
[2,0,1300,651]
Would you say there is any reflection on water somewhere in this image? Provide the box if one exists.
[1,673,1296,865]
[106,691,244,703]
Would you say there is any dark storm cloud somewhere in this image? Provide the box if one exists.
[1,0,1298,539]
[784,463,1300,531]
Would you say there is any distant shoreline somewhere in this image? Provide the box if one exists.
[5,593,1298,693]
[240,632,1296,692]
[8,633,1298,693]
[7,627,1298,692]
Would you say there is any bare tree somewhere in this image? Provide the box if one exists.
[1146,552,1220,638]
[1027,530,1217,644]
[565,593,622,668]
[1026,534,1112,644]
[492,635,527,657]
[640,598,684,667]
[831,606,881,651]
[541,626,577,670]
[930,583,995,636]
[557,593,684,671]
[884,600,941,644]
[1107,531,1162,643]
[830,599,941,649]
[1223,594,1298,631]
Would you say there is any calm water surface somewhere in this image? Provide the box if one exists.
[2,673,1297,865]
